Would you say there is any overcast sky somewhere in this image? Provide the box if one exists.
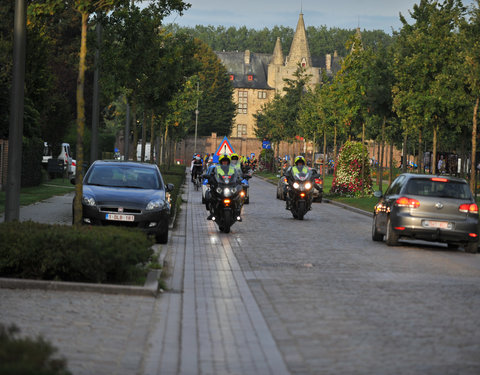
[163,0,476,33]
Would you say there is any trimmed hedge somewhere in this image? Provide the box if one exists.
[161,164,186,220]
[0,221,154,284]
[0,324,71,375]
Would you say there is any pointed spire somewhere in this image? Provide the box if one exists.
[271,37,284,65]
[350,27,364,53]
[286,13,312,68]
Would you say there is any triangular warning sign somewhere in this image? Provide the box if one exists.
[215,137,235,156]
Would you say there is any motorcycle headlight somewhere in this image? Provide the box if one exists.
[223,188,232,197]
[146,199,164,211]
[293,182,300,189]
[305,182,312,190]
[82,195,96,206]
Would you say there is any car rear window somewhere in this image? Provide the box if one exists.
[87,165,162,189]
[404,178,471,199]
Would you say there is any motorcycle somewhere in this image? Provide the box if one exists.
[241,168,254,204]
[208,173,244,233]
[286,169,315,220]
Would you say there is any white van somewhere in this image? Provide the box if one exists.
[42,142,73,175]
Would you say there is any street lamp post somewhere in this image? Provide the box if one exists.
[194,82,199,152]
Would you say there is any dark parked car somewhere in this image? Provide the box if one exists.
[73,160,173,243]
[372,173,478,253]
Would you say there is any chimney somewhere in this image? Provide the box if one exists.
[326,53,331,71]
[244,50,251,65]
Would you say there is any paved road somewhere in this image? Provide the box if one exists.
[1,176,480,375]
[227,177,480,375]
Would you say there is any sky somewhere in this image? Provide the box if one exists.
[162,0,476,33]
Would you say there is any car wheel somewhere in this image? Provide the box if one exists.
[385,217,399,246]
[155,228,169,244]
[465,242,478,254]
[371,215,383,242]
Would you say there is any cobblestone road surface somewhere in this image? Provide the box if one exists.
[1,176,480,375]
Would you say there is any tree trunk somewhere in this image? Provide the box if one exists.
[432,124,437,175]
[150,111,155,163]
[379,117,385,192]
[141,111,146,162]
[323,130,327,183]
[402,133,407,173]
[389,142,394,185]
[73,12,88,226]
[417,128,423,173]
[130,100,138,161]
[361,122,365,196]
[333,124,337,163]
[470,97,479,192]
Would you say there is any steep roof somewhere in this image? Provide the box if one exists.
[286,13,312,68]
[215,51,273,89]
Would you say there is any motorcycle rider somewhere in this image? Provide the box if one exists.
[191,154,203,183]
[205,154,243,221]
[283,155,309,210]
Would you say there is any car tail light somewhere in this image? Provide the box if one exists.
[469,233,478,238]
[431,177,448,182]
[395,197,420,208]
[459,203,478,214]
[72,161,76,167]
[394,226,405,231]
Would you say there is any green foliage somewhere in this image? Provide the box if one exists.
[0,222,154,283]
[0,323,71,375]
[193,39,236,136]
[331,141,373,196]
[166,24,393,58]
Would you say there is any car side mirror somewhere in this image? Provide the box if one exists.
[166,183,174,192]
[373,190,383,198]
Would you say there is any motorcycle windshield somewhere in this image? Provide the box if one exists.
[215,173,234,185]
[293,170,313,181]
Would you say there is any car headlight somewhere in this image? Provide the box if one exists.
[223,188,232,197]
[82,195,96,206]
[293,182,300,189]
[146,199,164,211]
[305,182,312,190]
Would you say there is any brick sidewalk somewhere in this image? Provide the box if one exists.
[143,175,290,375]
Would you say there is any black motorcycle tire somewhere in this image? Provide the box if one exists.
[297,200,306,220]
[221,208,232,233]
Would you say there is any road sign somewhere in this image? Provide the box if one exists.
[215,137,235,156]
[262,140,271,149]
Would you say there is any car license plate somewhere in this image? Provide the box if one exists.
[423,220,452,229]
[105,214,134,222]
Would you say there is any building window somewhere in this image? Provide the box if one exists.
[257,91,267,99]
[230,74,234,81]
[248,75,253,81]
[237,124,247,137]
[237,91,248,114]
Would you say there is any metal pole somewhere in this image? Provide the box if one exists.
[5,0,26,222]
[91,20,102,163]
[194,82,199,152]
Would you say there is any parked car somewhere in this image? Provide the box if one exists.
[73,160,173,243]
[43,142,74,176]
[372,173,479,253]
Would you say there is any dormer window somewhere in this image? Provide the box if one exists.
[230,74,234,81]
[247,75,253,81]
[301,57,307,67]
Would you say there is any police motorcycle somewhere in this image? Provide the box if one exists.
[242,168,254,204]
[285,157,317,220]
[206,155,245,233]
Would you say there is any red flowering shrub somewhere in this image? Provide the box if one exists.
[331,141,373,196]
